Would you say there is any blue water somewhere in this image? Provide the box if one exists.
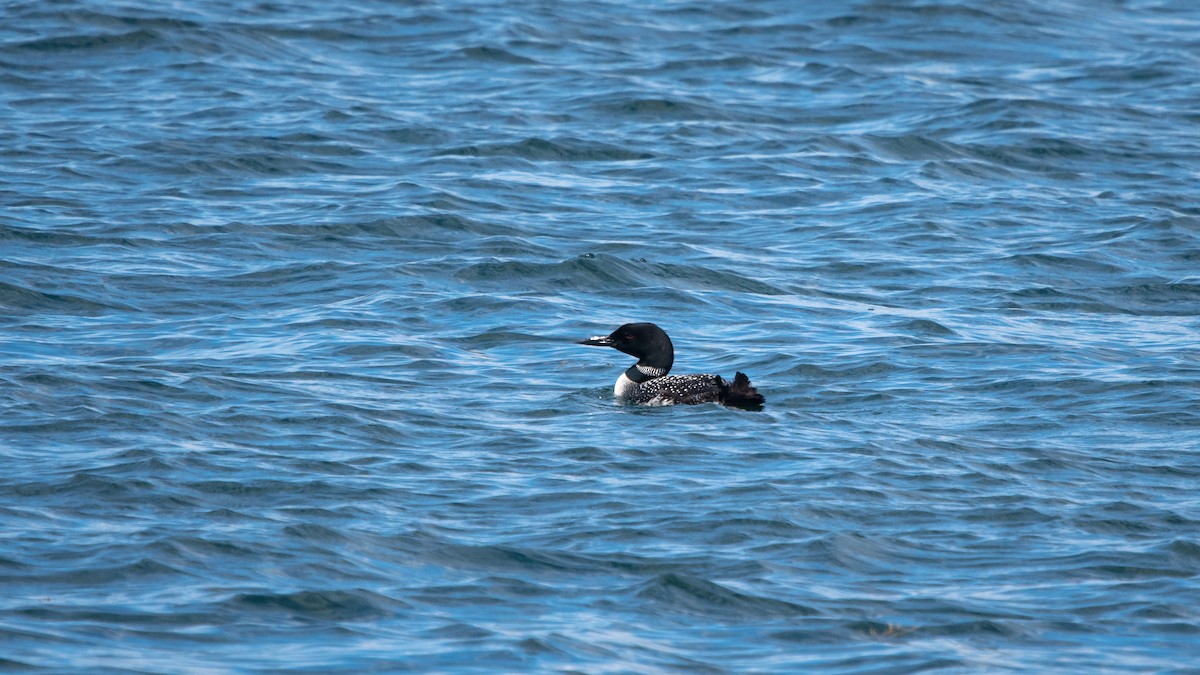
[3,0,1200,670]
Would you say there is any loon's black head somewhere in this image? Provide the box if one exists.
[578,322,675,372]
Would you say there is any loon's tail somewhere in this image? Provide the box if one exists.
[720,371,765,409]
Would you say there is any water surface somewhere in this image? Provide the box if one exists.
[3,0,1200,671]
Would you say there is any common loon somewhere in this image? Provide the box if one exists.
[578,322,765,408]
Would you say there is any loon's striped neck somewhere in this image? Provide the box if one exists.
[624,363,667,384]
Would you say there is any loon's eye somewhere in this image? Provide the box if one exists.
[623,333,633,340]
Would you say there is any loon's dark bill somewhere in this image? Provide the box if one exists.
[577,335,614,347]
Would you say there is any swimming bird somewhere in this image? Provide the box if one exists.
[578,322,765,408]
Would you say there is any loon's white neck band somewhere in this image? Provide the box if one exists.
[624,363,666,384]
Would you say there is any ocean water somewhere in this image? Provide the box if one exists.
[3,0,1200,671]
